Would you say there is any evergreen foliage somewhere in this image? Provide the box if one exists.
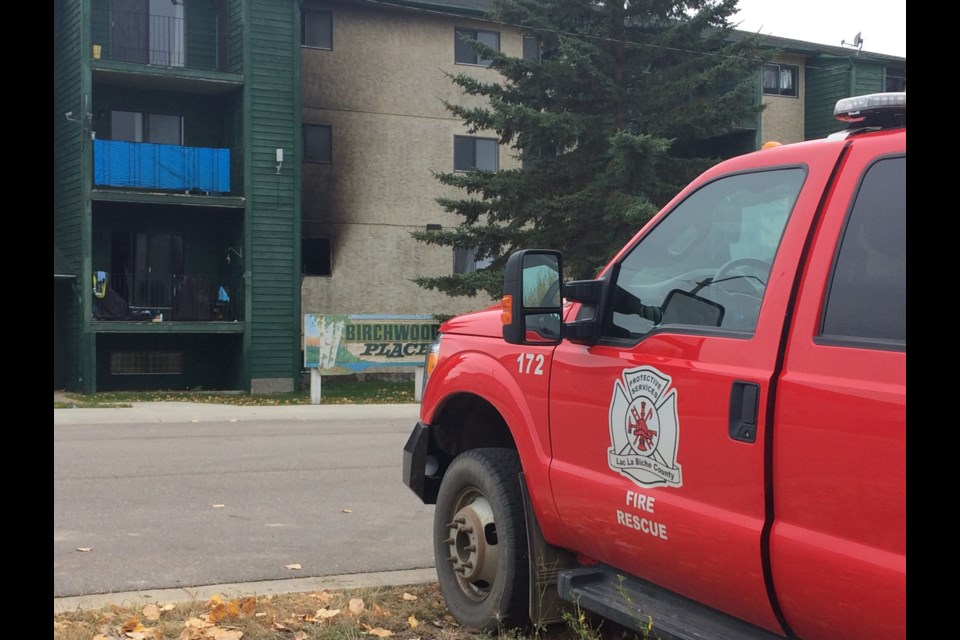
[413,0,765,299]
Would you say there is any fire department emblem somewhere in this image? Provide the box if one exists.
[608,366,682,488]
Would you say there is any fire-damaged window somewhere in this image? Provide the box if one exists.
[303,237,332,276]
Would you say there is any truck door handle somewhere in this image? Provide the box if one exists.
[729,382,759,443]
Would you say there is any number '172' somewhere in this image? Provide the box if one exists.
[517,353,545,376]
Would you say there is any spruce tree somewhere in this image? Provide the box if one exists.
[413,0,765,299]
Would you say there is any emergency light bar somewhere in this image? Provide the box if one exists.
[834,92,906,123]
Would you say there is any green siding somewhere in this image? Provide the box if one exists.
[851,61,885,97]
[186,0,220,70]
[54,0,87,391]
[804,57,850,140]
[229,0,244,72]
[244,0,300,389]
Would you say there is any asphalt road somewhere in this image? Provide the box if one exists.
[54,403,436,600]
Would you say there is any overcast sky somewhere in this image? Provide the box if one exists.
[731,0,906,58]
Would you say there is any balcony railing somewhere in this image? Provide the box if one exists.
[94,10,222,71]
[102,11,185,67]
[93,273,243,323]
[94,139,231,194]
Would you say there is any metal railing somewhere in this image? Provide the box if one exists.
[104,11,186,68]
[93,273,243,322]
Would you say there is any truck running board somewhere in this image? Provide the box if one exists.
[557,566,784,640]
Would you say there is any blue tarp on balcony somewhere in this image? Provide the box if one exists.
[94,139,230,193]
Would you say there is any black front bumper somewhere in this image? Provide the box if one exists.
[402,421,440,504]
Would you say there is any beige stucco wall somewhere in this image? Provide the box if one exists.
[300,1,525,320]
[759,54,806,145]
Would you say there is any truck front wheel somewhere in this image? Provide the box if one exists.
[433,448,529,631]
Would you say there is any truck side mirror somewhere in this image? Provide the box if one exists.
[502,250,563,345]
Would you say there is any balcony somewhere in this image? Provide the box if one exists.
[93,272,243,324]
[94,8,221,72]
[94,139,230,194]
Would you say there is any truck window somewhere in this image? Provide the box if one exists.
[605,168,805,337]
[820,156,906,346]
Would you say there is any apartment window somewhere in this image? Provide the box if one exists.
[302,9,332,49]
[523,35,541,61]
[763,63,799,97]
[454,136,498,171]
[110,232,184,309]
[110,110,183,145]
[455,27,499,67]
[109,0,184,66]
[303,238,332,276]
[885,66,905,92]
[304,124,332,163]
[454,247,493,274]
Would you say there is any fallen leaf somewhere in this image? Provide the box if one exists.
[401,593,418,601]
[208,629,243,640]
[284,563,302,570]
[341,508,353,513]
[313,608,340,620]
[310,591,334,604]
[184,617,213,629]
[208,595,223,606]
[408,615,419,629]
[372,604,387,616]
[293,633,309,640]
[240,596,257,614]
[121,617,143,632]
[348,598,365,614]
[161,604,176,612]
[208,599,242,623]
[142,604,161,620]
[272,622,288,631]
[76,547,93,552]
[367,628,394,637]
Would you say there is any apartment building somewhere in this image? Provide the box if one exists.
[54,0,302,393]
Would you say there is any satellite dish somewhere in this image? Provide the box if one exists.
[841,32,864,51]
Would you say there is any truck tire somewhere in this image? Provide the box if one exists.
[433,448,529,632]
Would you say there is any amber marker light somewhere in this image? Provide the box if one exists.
[425,336,442,378]
[501,295,513,325]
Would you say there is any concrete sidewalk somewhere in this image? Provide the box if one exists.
[54,396,421,425]
[54,568,437,614]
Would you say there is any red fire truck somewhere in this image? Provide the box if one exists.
[403,92,905,640]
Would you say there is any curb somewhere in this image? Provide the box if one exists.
[54,567,438,614]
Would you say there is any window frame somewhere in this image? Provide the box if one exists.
[523,34,541,61]
[302,8,333,50]
[302,237,333,276]
[454,27,500,67]
[453,246,493,274]
[762,62,799,98]
[453,135,498,172]
[817,154,906,349]
[110,110,184,145]
[598,167,806,341]
[303,123,333,164]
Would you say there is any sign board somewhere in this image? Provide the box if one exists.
[304,314,440,373]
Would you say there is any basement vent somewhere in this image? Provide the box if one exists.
[110,351,183,375]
